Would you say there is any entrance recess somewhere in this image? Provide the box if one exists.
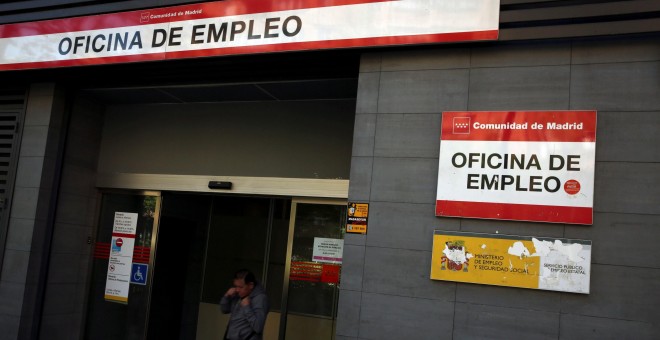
[86,192,346,340]
[197,196,346,340]
[85,191,161,340]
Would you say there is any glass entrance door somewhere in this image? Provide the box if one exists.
[194,196,346,340]
[281,199,347,340]
[196,195,291,340]
[85,191,161,340]
[86,193,346,340]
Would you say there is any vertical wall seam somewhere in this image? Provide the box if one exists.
[356,53,382,340]
[31,85,71,340]
[568,39,574,110]
[451,284,458,340]
[558,293,563,339]
[466,46,473,111]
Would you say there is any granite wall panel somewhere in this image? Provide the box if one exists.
[344,35,660,339]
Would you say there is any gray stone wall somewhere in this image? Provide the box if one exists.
[97,100,355,179]
[0,84,67,340]
[0,88,103,340]
[39,97,103,340]
[339,35,660,339]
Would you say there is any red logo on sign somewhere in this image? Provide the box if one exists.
[140,12,150,23]
[564,180,581,195]
[453,117,470,134]
[116,238,123,247]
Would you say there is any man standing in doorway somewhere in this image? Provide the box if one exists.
[221,269,270,340]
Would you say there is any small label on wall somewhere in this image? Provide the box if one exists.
[347,202,369,234]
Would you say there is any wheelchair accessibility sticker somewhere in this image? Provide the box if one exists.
[130,263,148,285]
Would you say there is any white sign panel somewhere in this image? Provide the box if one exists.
[312,237,344,264]
[532,238,591,293]
[436,111,597,224]
[0,0,499,70]
[104,212,138,303]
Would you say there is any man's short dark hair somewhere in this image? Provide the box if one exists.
[234,269,257,285]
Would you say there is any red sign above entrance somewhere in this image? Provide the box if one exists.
[0,0,499,70]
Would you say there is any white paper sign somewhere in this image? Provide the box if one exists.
[312,237,344,264]
[104,212,138,303]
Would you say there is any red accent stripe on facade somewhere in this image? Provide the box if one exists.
[92,242,110,259]
[0,30,499,71]
[436,200,593,225]
[92,242,150,263]
[132,246,151,263]
[111,232,136,238]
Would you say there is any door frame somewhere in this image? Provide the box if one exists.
[279,197,347,340]
[97,174,348,338]
[85,189,162,340]
[97,173,349,199]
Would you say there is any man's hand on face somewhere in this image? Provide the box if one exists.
[225,287,237,297]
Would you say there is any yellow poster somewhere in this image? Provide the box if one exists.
[347,202,369,234]
[430,230,591,294]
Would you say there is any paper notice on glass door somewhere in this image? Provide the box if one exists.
[312,237,344,264]
[104,212,138,303]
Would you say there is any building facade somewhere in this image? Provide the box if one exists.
[0,0,659,339]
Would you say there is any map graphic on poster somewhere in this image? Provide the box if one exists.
[436,111,597,225]
[430,230,591,294]
[104,212,138,303]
